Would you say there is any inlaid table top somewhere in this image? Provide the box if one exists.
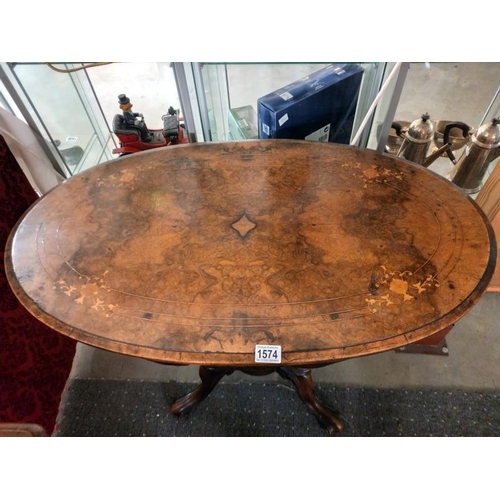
[5,140,497,367]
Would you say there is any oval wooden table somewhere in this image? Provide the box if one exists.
[5,140,497,435]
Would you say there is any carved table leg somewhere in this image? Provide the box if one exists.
[277,367,345,435]
[170,366,233,417]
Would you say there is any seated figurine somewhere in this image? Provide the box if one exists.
[118,94,152,142]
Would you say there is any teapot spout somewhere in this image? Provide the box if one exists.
[422,142,451,168]
[491,146,500,162]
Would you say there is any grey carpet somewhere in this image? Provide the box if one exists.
[54,378,500,437]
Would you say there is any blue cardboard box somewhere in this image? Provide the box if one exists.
[257,64,364,144]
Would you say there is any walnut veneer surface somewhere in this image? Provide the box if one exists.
[5,140,496,367]
[476,159,500,291]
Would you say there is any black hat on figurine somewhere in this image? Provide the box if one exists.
[118,94,130,105]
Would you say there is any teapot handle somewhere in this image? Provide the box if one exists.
[391,122,404,137]
[443,121,470,163]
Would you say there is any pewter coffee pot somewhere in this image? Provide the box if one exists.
[448,118,500,194]
[394,113,453,167]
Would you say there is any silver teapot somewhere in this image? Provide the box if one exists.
[394,113,457,167]
[448,118,500,194]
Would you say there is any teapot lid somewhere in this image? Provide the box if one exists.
[407,113,434,142]
[474,118,500,149]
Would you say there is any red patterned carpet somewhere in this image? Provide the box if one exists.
[0,134,76,435]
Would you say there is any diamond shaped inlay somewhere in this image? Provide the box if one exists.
[231,213,256,238]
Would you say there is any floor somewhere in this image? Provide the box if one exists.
[68,62,500,392]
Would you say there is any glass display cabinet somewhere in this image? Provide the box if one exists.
[0,62,182,177]
[176,62,401,148]
[1,62,116,177]
[1,61,499,193]
[175,62,500,193]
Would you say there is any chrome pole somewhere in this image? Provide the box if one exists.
[171,62,199,143]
